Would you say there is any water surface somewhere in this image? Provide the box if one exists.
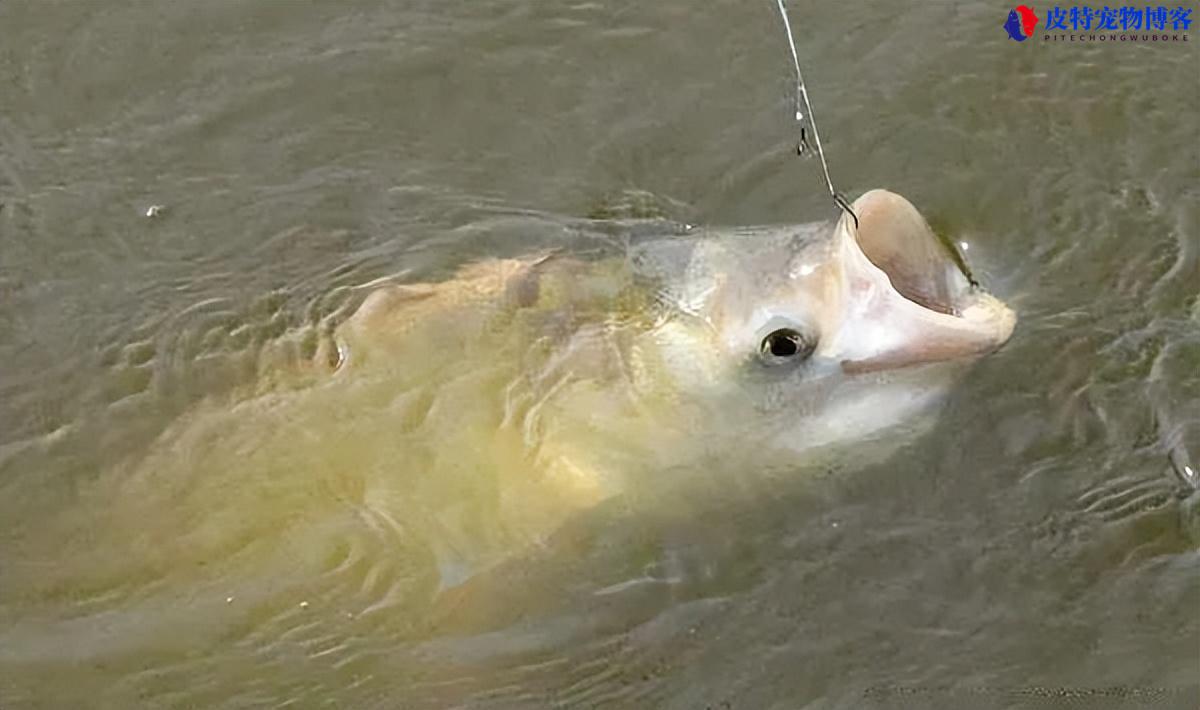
[1,1,1197,708]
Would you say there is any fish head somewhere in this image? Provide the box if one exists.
[631,189,1016,451]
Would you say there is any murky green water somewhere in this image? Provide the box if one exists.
[1,1,1197,708]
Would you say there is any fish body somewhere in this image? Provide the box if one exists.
[322,189,1015,574]
[7,191,1015,636]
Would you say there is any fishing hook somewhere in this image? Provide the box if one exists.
[774,0,858,231]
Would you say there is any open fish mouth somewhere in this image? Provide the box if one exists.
[853,190,977,316]
[833,190,1017,373]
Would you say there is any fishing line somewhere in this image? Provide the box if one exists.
[773,0,858,230]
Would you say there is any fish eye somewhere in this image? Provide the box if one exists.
[759,327,816,362]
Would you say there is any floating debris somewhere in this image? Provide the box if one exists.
[144,204,166,218]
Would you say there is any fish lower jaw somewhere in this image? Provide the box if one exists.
[959,293,1017,349]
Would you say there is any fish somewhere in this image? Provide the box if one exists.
[317,188,1014,580]
[6,190,1014,643]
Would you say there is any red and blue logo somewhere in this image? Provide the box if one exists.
[1004,5,1041,40]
